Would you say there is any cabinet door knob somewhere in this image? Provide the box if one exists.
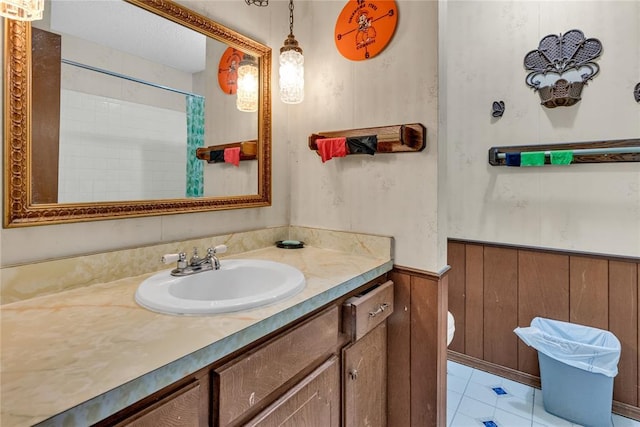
[349,369,358,380]
[369,303,389,318]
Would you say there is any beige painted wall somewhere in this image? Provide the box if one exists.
[445,0,640,257]
[4,0,636,276]
[2,0,444,272]
[288,0,444,272]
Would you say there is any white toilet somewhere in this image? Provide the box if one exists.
[447,311,455,347]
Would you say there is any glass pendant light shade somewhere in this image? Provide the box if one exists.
[279,36,304,104]
[236,54,259,112]
[279,0,304,104]
[0,0,43,21]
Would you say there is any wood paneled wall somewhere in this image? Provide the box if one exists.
[388,266,448,427]
[448,239,640,420]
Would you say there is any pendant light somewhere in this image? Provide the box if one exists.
[0,0,43,21]
[279,0,304,104]
[236,54,259,112]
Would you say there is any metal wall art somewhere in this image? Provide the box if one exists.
[634,83,640,103]
[492,101,505,118]
[524,29,602,108]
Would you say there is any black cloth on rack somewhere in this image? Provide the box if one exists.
[346,135,378,155]
[208,150,225,163]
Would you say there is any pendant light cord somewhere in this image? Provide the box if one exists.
[289,0,295,37]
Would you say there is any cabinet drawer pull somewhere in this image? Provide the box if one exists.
[349,369,358,380]
[368,303,389,318]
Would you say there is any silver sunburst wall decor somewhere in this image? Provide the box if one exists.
[524,29,602,108]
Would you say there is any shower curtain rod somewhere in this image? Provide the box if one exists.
[495,146,640,159]
[61,59,204,99]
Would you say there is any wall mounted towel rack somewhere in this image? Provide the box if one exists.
[308,123,426,154]
[488,138,640,166]
[196,140,257,163]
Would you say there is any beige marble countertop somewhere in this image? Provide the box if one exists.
[1,243,392,426]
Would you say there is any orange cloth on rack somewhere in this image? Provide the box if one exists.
[224,147,241,167]
[316,137,347,163]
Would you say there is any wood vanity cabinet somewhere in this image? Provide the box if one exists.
[342,280,394,427]
[95,277,393,427]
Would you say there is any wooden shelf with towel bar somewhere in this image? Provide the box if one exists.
[196,140,257,164]
[488,138,640,167]
[308,123,426,158]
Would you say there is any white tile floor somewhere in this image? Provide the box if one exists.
[447,360,640,427]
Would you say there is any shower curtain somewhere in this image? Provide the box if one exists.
[186,94,205,197]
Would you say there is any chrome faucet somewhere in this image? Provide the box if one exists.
[162,245,227,276]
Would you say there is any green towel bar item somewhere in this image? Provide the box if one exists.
[488,139,640,166]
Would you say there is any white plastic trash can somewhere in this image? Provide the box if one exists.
[514,317,621,427]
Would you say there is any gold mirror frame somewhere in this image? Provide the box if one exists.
[3,0,272,227]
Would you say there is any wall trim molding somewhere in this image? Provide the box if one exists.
[393,264,451,280]
[448,238,640,263]
[448,351,541,388]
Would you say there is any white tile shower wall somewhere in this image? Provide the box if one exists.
[58,89,187,202]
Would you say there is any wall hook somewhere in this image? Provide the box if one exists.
[492,101,505,118]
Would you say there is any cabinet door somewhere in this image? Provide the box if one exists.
[343,321,387,427]
[245,356,340,427]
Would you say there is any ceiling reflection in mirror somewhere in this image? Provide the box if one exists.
[4,0,271,226]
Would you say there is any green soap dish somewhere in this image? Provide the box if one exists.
[275,240,305,249]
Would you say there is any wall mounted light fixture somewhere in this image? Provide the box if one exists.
[0,0,43,20]
[279,0,304,104]
[236,54,258,112]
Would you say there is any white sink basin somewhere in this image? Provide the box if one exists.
[135,259,306,315]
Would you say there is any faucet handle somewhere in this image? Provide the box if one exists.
[189,247,204,266]
[213,244,227,254]
[162,253,183,264]
[162,253,187,271]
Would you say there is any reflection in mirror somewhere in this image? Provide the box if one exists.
[4,0,271,226]
[30,0,257,203]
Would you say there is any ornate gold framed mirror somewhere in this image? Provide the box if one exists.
[3,0,271,227]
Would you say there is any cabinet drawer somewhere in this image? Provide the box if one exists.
[215,306,340,426]
[343,280,394,341]
[115,381,202,427]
